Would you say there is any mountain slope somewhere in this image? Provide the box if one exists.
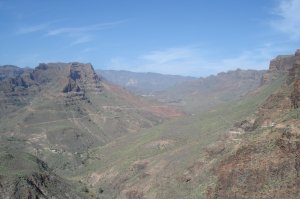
[73,71,282,198]
[64,51,299,199]
[0,62,181,172]
[0,148,82,198]
[70,61,291,198]
[212,49,300,199]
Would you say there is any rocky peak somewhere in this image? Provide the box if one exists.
[262,51,298,84]
[0,62,103,108]
[269,55,294,72]
[35,63,48,70]
[63,62,102,94]
[1,62,103,96]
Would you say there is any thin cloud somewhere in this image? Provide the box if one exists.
[17,23,50,34]
[45,20,125,46]
[141,48,196,64]
[46,21,125,36]
[16,19,65,35]
[16,20,125,46]
[70,35,93,46]
[271,0,300,40]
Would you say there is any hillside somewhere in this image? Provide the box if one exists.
[0,147,83,198]
[212,49,300,198]
[64,50,298,198]
[0,63,181,173]
[97,70,196,95]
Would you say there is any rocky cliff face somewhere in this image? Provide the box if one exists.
[60,63,103,105]
[0,62,104,112]
[269,55,295,72]
[261,51,297,84]
[63,62,102,94]
[29,62,102,93]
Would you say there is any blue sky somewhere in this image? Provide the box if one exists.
[0,0,300,77]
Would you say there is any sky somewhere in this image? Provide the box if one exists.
[0,0,300,77]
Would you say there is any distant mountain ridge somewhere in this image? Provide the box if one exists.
[97,68,267,114]
[97,69,196,95]
[153,68,266,113]
[0,65,31,80]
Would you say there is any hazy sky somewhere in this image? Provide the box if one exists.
[0,0,300,76]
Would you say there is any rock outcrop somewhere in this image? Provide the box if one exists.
[63,62,102,94]
[261,50,299,84]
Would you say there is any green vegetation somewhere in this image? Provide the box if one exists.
[69,75,285,198]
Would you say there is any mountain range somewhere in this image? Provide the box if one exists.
[97,70,196,96]
[97,68,266,114]
[0,49,299,198]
